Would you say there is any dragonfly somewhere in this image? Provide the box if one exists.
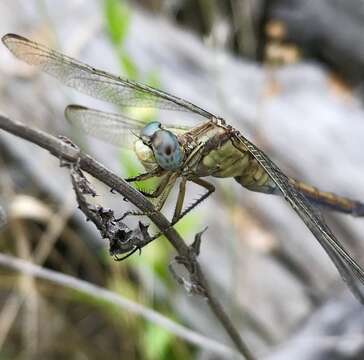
[3,33,364,303]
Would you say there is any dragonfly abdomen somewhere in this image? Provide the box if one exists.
[291,180,364,217]
[234,160,278,194]
[194,136,278,192]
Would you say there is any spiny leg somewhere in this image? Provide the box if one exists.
[120,173,176,220]
[139,173,172,198]
[153,173,179,212]
[119,168,168,220]
[171,178,215,225]
[124,167,165,183]
[111,170,162,194]
[150,178,215,240]
[127,173,177,226]
[172,177,187,223]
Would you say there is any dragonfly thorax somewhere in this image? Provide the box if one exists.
[137,121,183,171]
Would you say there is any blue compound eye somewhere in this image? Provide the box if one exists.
[140,121,161,141]
[151,130,183,171]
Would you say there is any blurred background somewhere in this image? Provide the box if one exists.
[1,0,364,359]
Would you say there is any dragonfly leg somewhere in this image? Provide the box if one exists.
[172,177,187,223]
[120,173,177,221]
[139,173,172,198]
[153,173,179,212]
[150,178,214,240]
[171,178,215,225]
[124,168,165,183]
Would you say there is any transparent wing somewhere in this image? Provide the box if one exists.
[65,105,145,148]
[232,132,364,303]
[2,34,213,119]
[65,105,190,148]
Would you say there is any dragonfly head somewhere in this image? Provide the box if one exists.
[139,121,183,171]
